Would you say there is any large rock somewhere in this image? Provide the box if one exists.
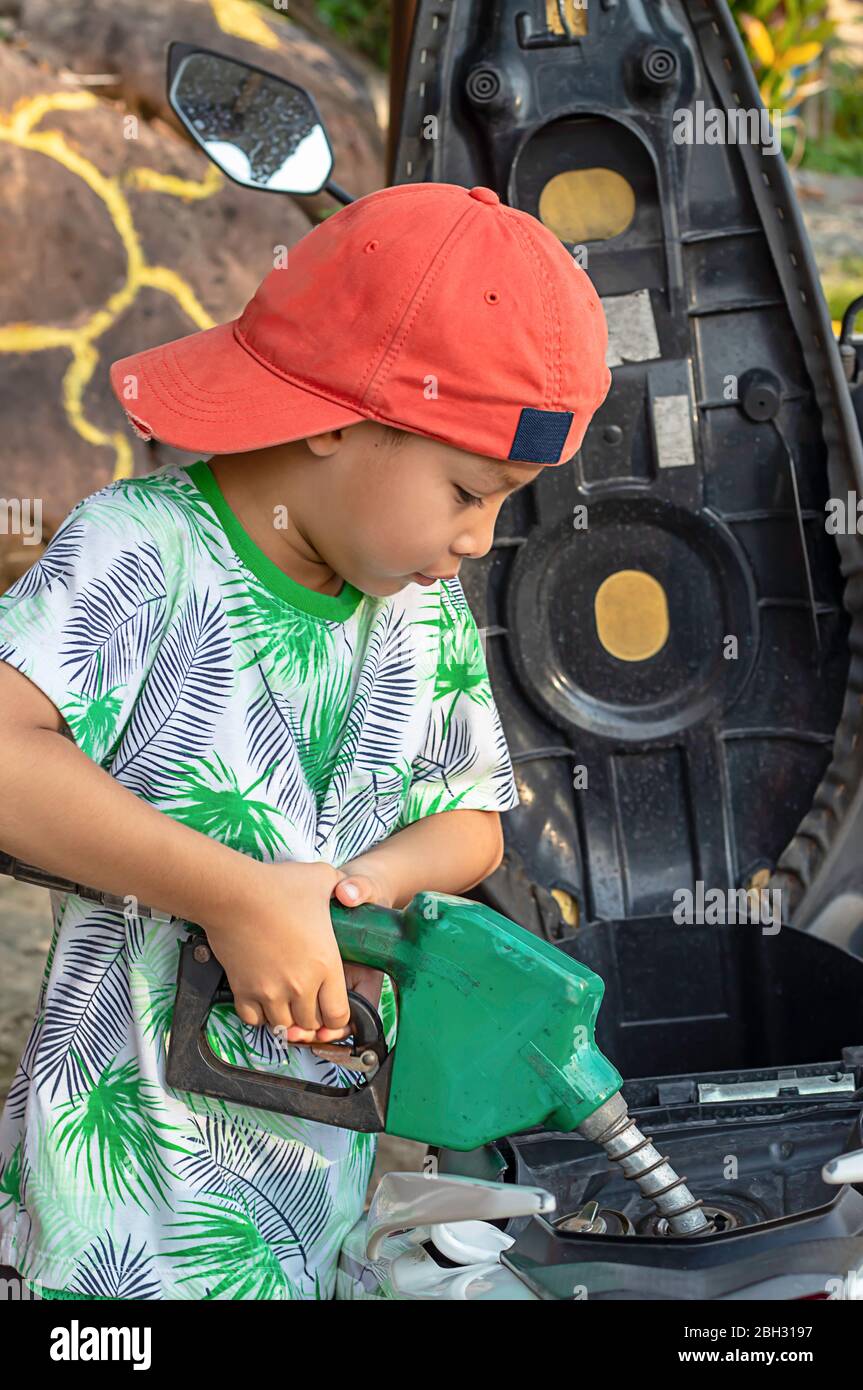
[17,0,384,182]
[0,0,386,588]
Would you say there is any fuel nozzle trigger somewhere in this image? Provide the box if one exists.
[165,924,393,1131]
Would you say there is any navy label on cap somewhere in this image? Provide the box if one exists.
[508,407,573,463]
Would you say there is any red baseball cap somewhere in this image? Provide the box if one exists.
[109,182,611,466]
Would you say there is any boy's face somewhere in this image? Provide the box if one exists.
[301,421,545,597]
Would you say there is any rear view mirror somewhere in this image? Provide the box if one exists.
[167,43,334,195]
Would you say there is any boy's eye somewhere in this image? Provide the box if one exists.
[454,485,484,508]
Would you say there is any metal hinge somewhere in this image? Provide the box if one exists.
[698,1070,857,1103]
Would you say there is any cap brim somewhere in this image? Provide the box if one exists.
[109,320,368,454]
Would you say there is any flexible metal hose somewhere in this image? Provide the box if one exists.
[578,1092,714,1236]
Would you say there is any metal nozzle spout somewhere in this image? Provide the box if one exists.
[577,1092,714,1236]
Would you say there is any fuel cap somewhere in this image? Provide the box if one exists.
[469,186,500,205]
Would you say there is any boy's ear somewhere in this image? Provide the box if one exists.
[304,430,342,458]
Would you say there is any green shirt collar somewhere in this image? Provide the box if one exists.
[184,458,364,622]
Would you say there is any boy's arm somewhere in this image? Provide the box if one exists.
[335,809,505,911]
[0,660,265,928]
[0,659,365,1043]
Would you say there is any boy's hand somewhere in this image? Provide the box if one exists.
[331,857,396,914]
[199,860,354,1048]
[307,858,396,1047]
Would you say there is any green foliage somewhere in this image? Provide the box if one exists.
[314,0,392,69]
[727,2,863,173]
[815,255,863,321]
[726,0,836,113]
[799,134,863,177]
[827,59,863,142]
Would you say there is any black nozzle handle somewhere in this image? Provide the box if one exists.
[165,930,393,1130]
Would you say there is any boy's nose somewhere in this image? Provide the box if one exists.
[454,516,499,562]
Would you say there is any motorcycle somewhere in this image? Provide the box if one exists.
[162,21,863,1300]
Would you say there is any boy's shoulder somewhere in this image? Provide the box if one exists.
[29,464,219,620]
[60,463,220,557]
[61,462,179,525]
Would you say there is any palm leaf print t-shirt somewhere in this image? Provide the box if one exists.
[0,457,520,1301]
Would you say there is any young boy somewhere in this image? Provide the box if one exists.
[0,181,610,1300]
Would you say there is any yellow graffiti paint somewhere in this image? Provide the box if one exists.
[123,164,223,201]
[0,90,223,480]
[210,0,280,50]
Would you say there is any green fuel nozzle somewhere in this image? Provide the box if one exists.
[166,891,713,1236]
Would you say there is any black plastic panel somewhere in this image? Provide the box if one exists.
[395,0,863,929]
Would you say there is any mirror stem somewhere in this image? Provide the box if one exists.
[326,179,356,206]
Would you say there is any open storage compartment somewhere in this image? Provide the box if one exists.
[561,918,863,1079]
